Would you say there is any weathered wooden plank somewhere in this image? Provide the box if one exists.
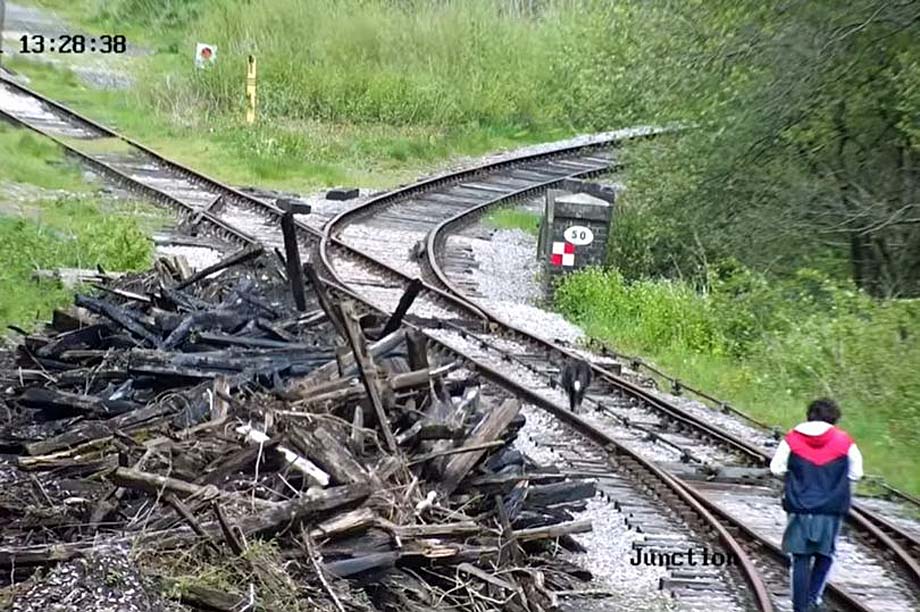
[16,387,141,419]
[438,399,521,496]
[237,483,371,537]
[24,403,174,456]
[524,481,597,507]
[339,302,398,453]
[109,467,278,509]
[512,519,593,542]
[287,425,368,485]
[279,213,307,311]
[74,295,160,348]
[195,439,279,486]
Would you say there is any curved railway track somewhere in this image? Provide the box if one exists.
[420,137,920,578]
[1,73,917,611]
[316,116,920,609]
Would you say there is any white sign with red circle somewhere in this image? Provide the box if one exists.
[195,43,217,68]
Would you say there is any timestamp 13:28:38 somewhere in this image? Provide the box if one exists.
[18,34,127,54]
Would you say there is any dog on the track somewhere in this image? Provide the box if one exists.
[560,359,592,412]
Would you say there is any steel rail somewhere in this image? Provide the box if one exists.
[0,73,913,605]
[0,79,771,606]
[0,100,772,604]
[315,279,777,612]
[0,75,493,324]
[422,148,920,587]
[317,168,913,607]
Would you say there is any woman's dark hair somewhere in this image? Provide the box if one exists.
[807,398,841,424]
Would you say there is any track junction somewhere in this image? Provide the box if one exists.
[2,73,919,612]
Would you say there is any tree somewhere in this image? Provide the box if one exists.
[623,0,920,297]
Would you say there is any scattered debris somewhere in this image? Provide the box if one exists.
[0,247,597,611]
[31,268,125,289]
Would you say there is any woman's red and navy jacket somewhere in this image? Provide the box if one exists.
[769,421,863,515]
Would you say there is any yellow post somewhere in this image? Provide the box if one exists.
[245,55,257,124]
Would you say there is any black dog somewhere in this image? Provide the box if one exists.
[560,359,592,411]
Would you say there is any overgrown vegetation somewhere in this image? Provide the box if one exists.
[0,197,156,329]
[485,208,541,236]
[143,540,320,611]
[612,1,920,298]
[23,0,919,292]
[557,266,920,492]
[13,0,919,490]
[0,124,89,192]
[0,126,156,330]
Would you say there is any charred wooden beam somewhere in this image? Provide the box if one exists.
[379,278,423,338]
[524,481,597,508]
[193,332,310,350]
[324,552,400,578]
[513,519,592,542]
[35,323,109,358]
[161,309,249,350]
[339,302,398,453]
[74,295,161,348]
[51,306,96,332]
[308,507,377,540]
[237,483,371,537]
[16,388,141,419]
[396,422,466,447]
[256,317,299,342]
[409,440,506,466]
[303,263,348,339]
[212,502,246,556]
[438,399,521,496]
[23,403,175,456]
[109,466,278,509]
[280,211,307,311]
[174,244,263,291]
[287,425,368,485]
[195,438,280,485]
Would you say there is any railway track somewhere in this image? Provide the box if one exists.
[317,117,920,609]
[419,138,920,580]
[1,73,917,611]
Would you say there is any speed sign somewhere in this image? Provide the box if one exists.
[563,225,594,246]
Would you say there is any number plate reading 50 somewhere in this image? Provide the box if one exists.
[563,225,594,245]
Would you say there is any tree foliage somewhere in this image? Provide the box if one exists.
[620,0,920,297]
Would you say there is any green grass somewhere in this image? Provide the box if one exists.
[0,124,161,331]
[0,196,158,330]
[9,55,567,191]
[484,208,541,235]
[21,0,664,130]
[0,123,90,191]
[10,0,669,191]
[557,267,920,495]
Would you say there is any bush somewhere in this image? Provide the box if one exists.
[555,263,920,492]
[0,197,154,329]
[556,267,725,354]
[111,0,676,132]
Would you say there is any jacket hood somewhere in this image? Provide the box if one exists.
[792,421,836,447]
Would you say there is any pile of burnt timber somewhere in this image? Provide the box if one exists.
[0,248,598,611]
